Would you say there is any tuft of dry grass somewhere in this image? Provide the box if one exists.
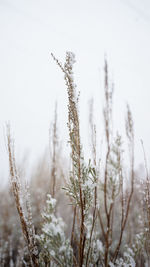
[0,52,149,266]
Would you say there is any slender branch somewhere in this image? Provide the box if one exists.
[85,186,97,267]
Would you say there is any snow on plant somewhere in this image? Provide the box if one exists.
[37,194,73,266]
[109,247,135,267]
[108,219,146,266]
[83,215,105,266]
[132,232,146,257]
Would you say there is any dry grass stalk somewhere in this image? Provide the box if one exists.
[103,59,114,267]
[113,104,134,263]
[51,52,85,267]
[85,99,98,267]
[141,140,150,259]
[97,61,135,266]
[6,124,39,267]
[50,103,58,198]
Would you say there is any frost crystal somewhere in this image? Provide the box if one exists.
[37,194,73,266]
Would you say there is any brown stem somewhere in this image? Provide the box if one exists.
[113,145,134,263]
[85,186,97,267]
[98,209,106,240]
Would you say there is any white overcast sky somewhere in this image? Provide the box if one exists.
[0,0,150,182]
